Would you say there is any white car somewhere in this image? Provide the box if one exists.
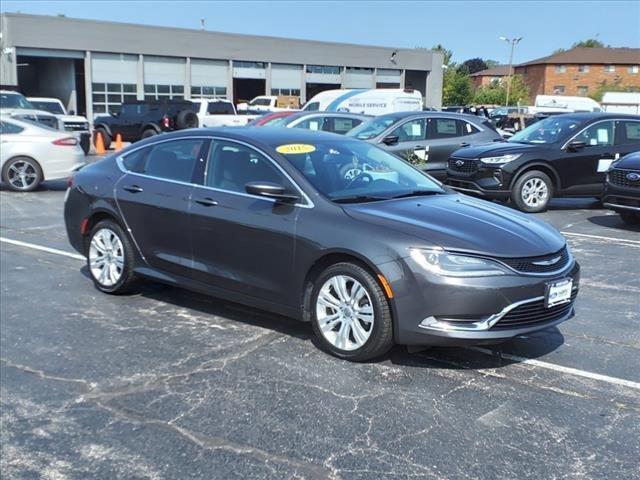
[1,117,85,192]
[191,99,257,127]
[28,97,91,154]
[237,95,296,114]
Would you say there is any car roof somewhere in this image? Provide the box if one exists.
[370,111,488,122]
[285,111,371,121]
[543,112,640,121]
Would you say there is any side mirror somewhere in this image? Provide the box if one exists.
[69,110,76,115]
[382,135,399,146]
[567,140,586,151]
[245,181,300,203]
[110,111,119,117]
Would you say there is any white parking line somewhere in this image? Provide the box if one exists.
[2,235,639,391]
[0,237,85,261]
[470,347,640,391]
[562,231,640,247]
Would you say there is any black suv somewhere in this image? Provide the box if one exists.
[93,100,199,149]
[445,113,640,212]
[602,151,640,225]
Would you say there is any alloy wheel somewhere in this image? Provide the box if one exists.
[521,177,549,208]
[7,160,38,190]
[315,275,374,351]
[89,228,125,287]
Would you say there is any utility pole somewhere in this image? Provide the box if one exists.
[500,36,522,106]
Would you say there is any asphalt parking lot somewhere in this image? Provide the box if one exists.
[1,176,639,479]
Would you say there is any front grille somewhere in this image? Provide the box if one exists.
[63,121,89,132]
[498,246,570,274]
[609,169,640,188]
[448,157,478,175]
[492,289,578,330]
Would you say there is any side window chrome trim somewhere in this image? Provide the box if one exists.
[115,135,314,209]
[561,118,632,150]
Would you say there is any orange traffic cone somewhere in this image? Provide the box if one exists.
[115,133,123,152]
[94,131,105,155]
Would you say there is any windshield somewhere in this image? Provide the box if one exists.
[275,139,445,202]
[346,116,398,140]
[0,93,34,109]
[29,100,65,114]
[509,116,581,144]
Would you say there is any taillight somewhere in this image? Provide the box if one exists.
[53,137,78,146]
[162,115,171,129]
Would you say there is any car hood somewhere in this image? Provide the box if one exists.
[451,141,545,159]
[59,114,88,123]
[343,193,565,257]
[612,151,640,170]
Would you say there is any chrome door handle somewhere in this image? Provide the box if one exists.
[123,185,143,193]
[194,197,218,207]
[460,142,470,147]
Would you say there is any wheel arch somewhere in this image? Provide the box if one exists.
[142,123,161,134]
[300,250,397,327]
[82,208,128,254]
[510,161,561,191]
[94,123,112,137]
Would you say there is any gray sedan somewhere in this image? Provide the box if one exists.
[266,112,370,135]
[347,111,502,179]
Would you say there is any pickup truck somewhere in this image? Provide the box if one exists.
[191,99,257,127]
[28,97,91,154]
[236,95,299,114]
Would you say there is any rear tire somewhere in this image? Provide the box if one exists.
[1,156,43,192]
[142,129,158,139]
[93,128,112,150]
[511,170,553,213]
[87,220,138,294]
[175,110,199,130]
[310,263,394,361]
[620,212,640,225]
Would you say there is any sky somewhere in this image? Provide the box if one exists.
[2,1,639,64]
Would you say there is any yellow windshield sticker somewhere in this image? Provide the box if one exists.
[276,144,316,154]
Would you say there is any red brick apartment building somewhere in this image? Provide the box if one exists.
[470,65,510,89]
[514,47,640,99]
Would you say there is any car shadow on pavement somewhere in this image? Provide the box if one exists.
[0,180,68,192]
[587,214,640,232]
[547,197,602,210]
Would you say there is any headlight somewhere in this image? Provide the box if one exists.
[410,248,510,277]
[480,153,521,165]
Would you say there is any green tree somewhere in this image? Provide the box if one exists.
[473,75,530,106]
[572,38,606,48]
[443,67,473,106]
[461,58,488,74]
[431,43,453,65]
[589,79,636,102]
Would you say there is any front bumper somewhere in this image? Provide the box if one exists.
[381,256,580,346]
[602,180,640,214]
[445,160,513,199]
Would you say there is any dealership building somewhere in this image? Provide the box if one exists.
[0,13,444,120]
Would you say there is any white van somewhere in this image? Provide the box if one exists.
[302,89,423,115]
[534,95,602,113]
[601,92,640,115]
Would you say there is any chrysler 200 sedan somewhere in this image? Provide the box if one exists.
[64,128,580,361]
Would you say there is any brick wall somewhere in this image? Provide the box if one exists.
[471,75,506,89]
[516,63,640,101]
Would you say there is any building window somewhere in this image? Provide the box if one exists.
[577,86,589,96]
[578,65,590,73]
[629,65,639,74]
[553,85,566,94]
[270,88,301,96]
[554,65,566,73]
[92,82,137,114]
[190,86,227,99]
[306,65,341,75]
[234,61,266,69]
[144,84,184,100]
[604,65,616,73]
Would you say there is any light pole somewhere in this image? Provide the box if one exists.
[500,36,522,106]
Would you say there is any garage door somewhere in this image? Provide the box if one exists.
[271,63,302,96]
[143,56,186,99]
[91,53,138,115]
[377,69,401,87]
[191,59,228,98]
[344,68,373,88]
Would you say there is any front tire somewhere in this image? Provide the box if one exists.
[142,129,158,140]
[311,263,394,361]
[87,220,137,294]
[2,156,43,192]
[511,170,553,213]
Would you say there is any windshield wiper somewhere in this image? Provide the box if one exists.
[332,194,388,204]
[389,190,443,200]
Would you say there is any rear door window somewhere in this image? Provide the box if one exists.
[207,102,235,115]
[573,121,615,147]
[294,117,328,132]
[125,138,208,183]
[429,118,462,139]
[615,120,640,146]
[329,117,364,134]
